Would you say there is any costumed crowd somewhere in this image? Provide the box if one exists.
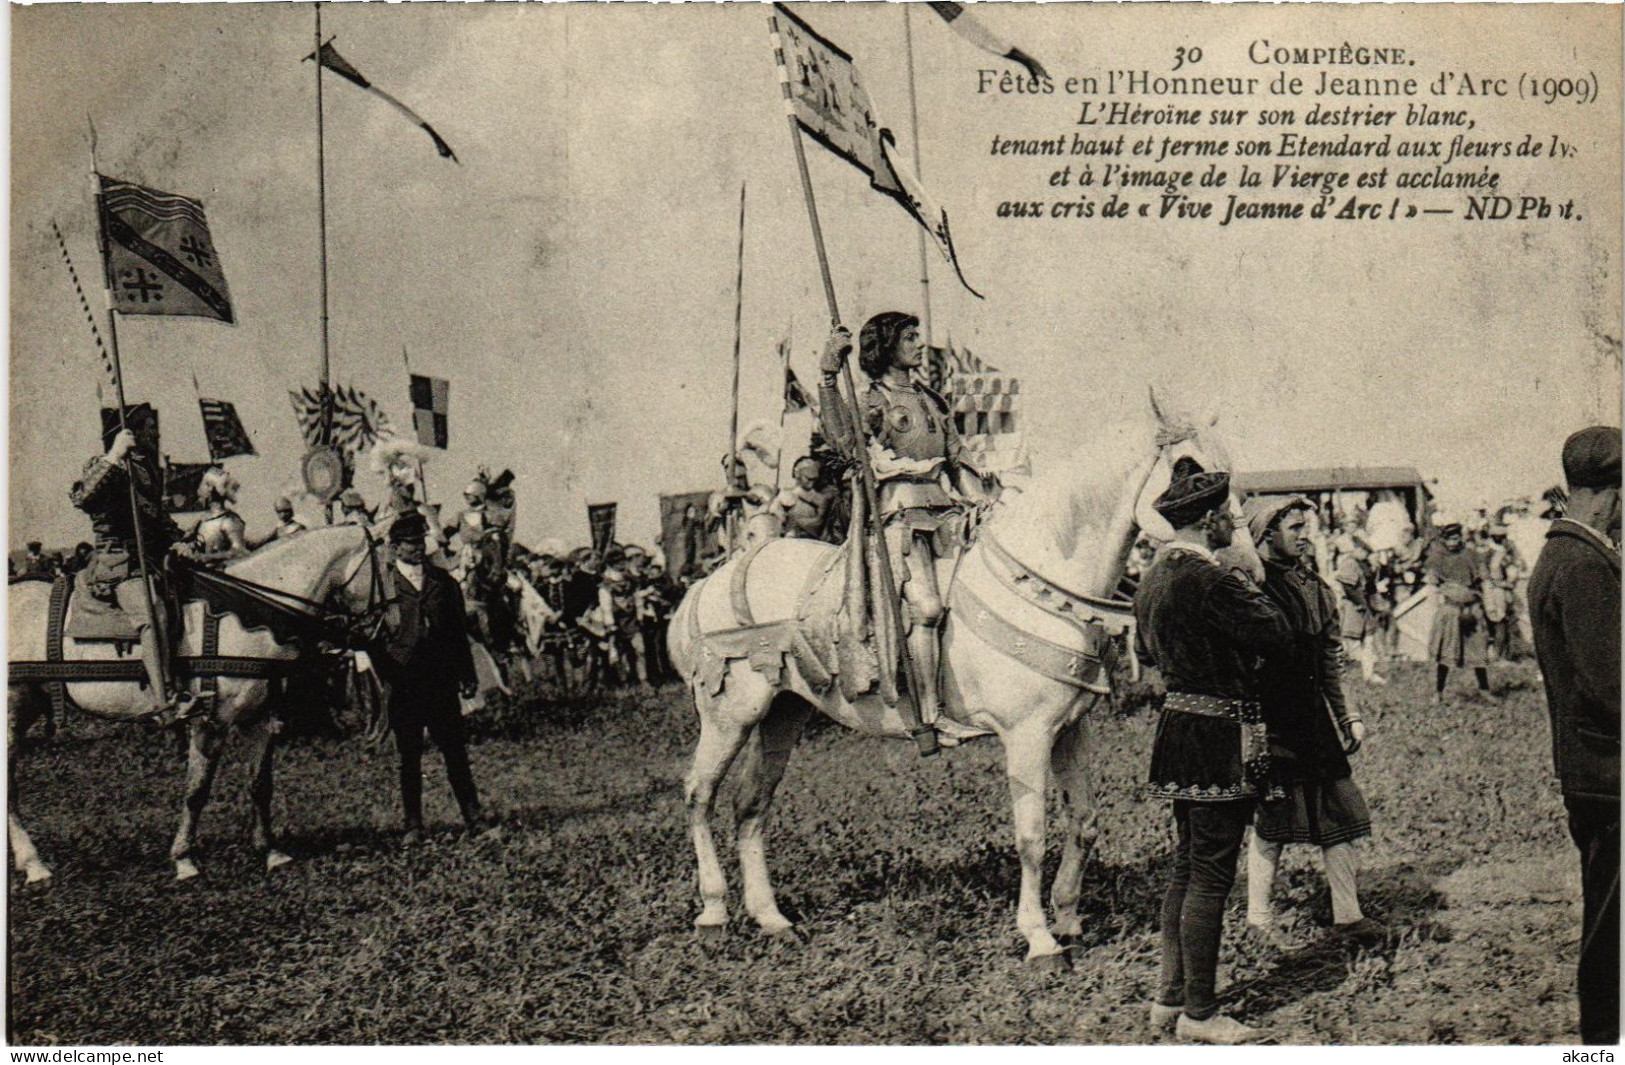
[14,316,1617,1047]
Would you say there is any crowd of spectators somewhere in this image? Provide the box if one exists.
[506,539,685,693]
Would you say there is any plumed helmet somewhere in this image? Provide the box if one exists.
[198,466,239,504]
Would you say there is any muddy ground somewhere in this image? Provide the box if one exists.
[7,662,1582,1044]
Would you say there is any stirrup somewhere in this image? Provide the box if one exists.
[911,725,940,758]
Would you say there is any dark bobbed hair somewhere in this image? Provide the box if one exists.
[858,312,920,380]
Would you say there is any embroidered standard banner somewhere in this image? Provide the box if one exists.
[98,176,235,323]
[769,4,981,298]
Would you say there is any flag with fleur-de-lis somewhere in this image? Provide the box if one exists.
[97,175,235,324]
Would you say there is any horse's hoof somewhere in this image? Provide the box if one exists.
[694,922,728,942]
[23,862,53,886]
[175,858,201,882]
[1025,949,1072,973]
[760,923,801,943]
[265,850,294,873]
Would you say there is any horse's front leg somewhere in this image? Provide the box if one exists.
[1005,725,1068,968]
[243,712,293,873]
[9,812,52,884]
[1049,702,1102,942]
[685,664,762,937]
[9,688,52,884]
[734,693,810,937]
[170,717,228,881]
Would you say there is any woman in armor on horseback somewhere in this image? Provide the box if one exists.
[818,312,973,728]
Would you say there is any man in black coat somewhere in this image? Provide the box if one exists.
[380,512,493,844]
[1530,425,1620,1046]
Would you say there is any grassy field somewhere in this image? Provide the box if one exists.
[7,661,1584,1045]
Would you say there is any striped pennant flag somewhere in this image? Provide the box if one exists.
[309,41,459,163]
[926,3,1049,82]
[198,397,256,460]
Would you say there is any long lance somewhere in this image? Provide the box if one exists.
[315,2,336,523]
[89,130,170,701]
[768,12,937,756]
[727,183,746,555]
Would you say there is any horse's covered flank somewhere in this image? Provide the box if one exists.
[8,524,381,882]
[673,395,1252,962]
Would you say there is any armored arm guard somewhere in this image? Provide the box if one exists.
[817,373,859,462]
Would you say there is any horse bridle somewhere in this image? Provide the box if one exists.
[327,526,393,645]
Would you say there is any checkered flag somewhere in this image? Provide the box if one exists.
[409,373,449,449]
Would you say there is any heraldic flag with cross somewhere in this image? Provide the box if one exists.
[98,175,234,324]
[198,397,256,461]
[409,373,450,449]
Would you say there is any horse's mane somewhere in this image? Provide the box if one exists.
[989,411,1159,562]
[225,524,368,584]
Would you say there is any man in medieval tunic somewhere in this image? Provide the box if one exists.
[69,403,194,721]
[818,312,971,729]
[188,466,251,567]
[1135,470,1291,1044]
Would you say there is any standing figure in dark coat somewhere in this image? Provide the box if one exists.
[1135,471,1291,1045]
[1241,495,1385,947]
[1529,425,1620,1046]
[379,512,493,845]
[1425,523,1492,703]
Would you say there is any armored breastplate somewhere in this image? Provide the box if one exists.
[784,490,827,535]
[195,511,242,551]
[874,384,947,463]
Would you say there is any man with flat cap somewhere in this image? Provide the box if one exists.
[1135,470,1292,1044]
[1530,425,1620,1045]
[378,511,494,845]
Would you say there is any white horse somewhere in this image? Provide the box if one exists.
[668,394,1252,965]
[9,524,384,883]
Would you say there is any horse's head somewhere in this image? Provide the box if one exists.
[1133,386,1264,582]
[229,524,388,639]
[315,525,389,624]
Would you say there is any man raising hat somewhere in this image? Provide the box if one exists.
[1134,469,1291,1044]
[1530,425,1620,1045]
[377,511,495,845]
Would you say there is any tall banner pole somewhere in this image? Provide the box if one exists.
[727,183,746,555]
[89,130,169,700]
[315,2,335,522]
[769,13,936,755]
[902,5,934,355]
